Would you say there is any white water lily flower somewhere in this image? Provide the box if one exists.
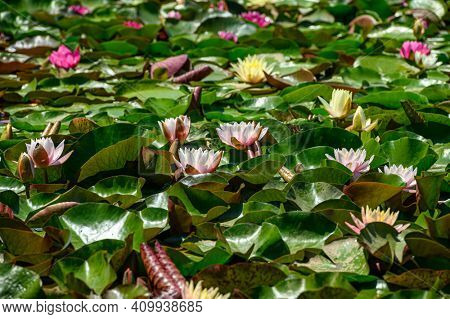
[379,164,417,193]
[158,115,190,144]
[326,148,374,178]
[231,55,273,84]
[347,106,378,132]
[26,137,73,168]
[319,89,352,119]
[216,121,268,150]
[174,148,223,175]
[182,281,230,299]
[414,52,442,69]
[346,206,410,234]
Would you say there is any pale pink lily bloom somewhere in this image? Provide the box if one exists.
[218,31,238,43]
[174,148,223,175]
[217,122,268,150]
[346,206,410,234]
[68,5,90,16]
[49,45,80,70]
[123,20,144,30]
[167,11,182,20]
[26,137,73,168]
[379,164,417,193]
[158,115,190,144]
[241,11,272,28]
[399,41,430,60]
[326,148,374,178]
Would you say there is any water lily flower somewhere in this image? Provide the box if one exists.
[217,121,268,151]
[174,148,223,175]
[400,41,430,60]
[347,106,378,132]
[231,55,273,84]
[218,31,238,43]
[123,20,144,30]
[346,205,410,234]
[414,52,442,69]
[241,11,272,28]
[159,115,190,145]
[167,10,182,20]
[318,89,352,119]
[49,45,80,70]
[68,5,90,16]
[247,0,276,7]
[26,137,73,168]
[379,164,417,193]
[326,148,373,178]
[217,0,227,11]
[182,281,230,299]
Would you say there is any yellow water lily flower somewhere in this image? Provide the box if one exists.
[182,281,230,299]
[231,55,273,84]
[347,106,378,132]
[319,89,352,119]
[247,0,276,7]
[346,206,410,234]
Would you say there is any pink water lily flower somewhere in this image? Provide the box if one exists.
[123,20,144,30]
[326,148,374,178]
[159,115,190,144]
[400,41,430,60]
[68,5,90,16]
[167,11,182,20]
[174,148,223,175]
[217,121,268,155]
[379,164,417,193]
[49,45,80,70]
[26,137,73,168]
[346,206,410,234]
[209,1,227,11]
[218,31,238,43]
[241,11,272,28]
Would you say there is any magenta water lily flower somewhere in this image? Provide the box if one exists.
[218,31,238,43]
[123,20,143,29]
[217,122,268,157]
[241,11,272,28]
[49,45,80,70]
[379,164,417,193]
[26,137,73,168]
[346,206,410,234]
[159,115,190,145]
[174,148,223,175]
[400,41,430,60]
[68,5,90,16]
[167,11,182,20]
[326,148,373,178]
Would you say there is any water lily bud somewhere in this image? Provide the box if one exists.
[49,121,61,135]
[413,18,427,39]
[42,122,53,136]
[158,116,191,145]
[17,152,34,183]
[1,123,13,140]
[42,121,61,136]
